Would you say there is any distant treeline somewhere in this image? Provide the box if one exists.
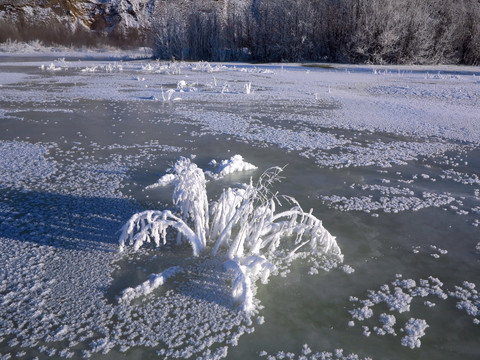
[152,0,480,65]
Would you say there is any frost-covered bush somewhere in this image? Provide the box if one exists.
[119,157,343,313]
[150,0,480,64]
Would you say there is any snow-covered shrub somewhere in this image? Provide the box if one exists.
[119,157,343,313]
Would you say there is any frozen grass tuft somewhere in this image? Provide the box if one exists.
[119,157,343,313]
[244,82,252,94]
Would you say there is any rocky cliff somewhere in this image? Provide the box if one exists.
[0,0,157,45]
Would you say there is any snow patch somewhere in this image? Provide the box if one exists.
[259,344,373,360]
[0,141,56,188]
[348,276,448,348]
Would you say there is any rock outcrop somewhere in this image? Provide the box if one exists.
[0,0,157,45]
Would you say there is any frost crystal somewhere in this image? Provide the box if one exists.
[449,281,480,322]
[401,318,429,349]
[348,275,452,348]
[260,345,372,360]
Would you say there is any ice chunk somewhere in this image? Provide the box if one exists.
[146,173,177,189]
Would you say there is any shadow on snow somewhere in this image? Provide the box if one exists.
[0,187,140,252]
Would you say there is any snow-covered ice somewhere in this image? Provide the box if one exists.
[0,49,479,359]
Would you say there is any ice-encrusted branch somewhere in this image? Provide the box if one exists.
[170,157,209,247]
[224,256,275,313]
[119,210,204,256]
[144,157,209,248]
[210,168,341,262]
[209,167,342,313]
[119,266,183,303]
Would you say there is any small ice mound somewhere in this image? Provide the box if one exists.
[206,155,257,179]
[146,173,177,189]
[348,276,449,347]
[160,87,181,102]
[46,62,62,71]
[177,80,187,89]
[449,281,480,324]
[350,305,374,321]
[341,264,355,274]
[376,313,396,336]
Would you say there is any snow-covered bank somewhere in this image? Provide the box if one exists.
[0,40,152,59]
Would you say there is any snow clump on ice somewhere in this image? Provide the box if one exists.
[401,318,429,349]
[206,154,258,179]
[146,154,257,188]
[449,281,480,324]
[321,191,455,215]
[348,275,447,348]
[349,275,480,348]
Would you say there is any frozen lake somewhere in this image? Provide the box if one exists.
[1,50,480,359]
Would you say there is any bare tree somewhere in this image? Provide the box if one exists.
[152,1,187,60]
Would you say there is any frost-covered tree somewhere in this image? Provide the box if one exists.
[151,0,249,61]
[150,0,480,65]
[152,1,187,60]
[348,0,480,64]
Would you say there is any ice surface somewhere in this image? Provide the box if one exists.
[0,141,56,187]
[1,52,479,359]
